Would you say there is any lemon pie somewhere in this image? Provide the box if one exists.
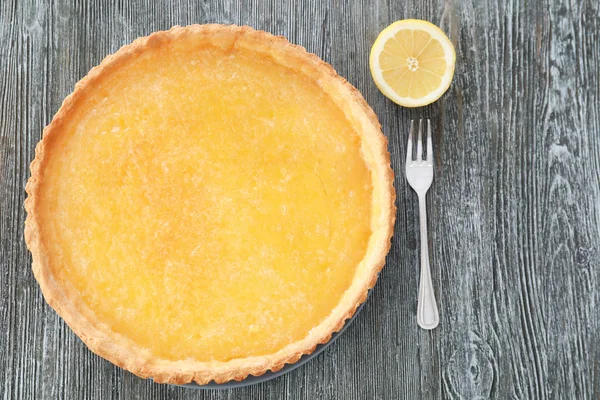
[24,25,395,384]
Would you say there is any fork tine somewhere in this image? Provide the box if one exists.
[406,120,414,164]
[416,119,423,160]
[427,119,433,162]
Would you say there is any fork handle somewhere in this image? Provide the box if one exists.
[416,193,439,330]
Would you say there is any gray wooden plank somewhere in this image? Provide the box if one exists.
[435,1,600,399]
[1,0,600,399]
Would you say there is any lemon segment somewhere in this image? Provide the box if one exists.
[370,19,456,107]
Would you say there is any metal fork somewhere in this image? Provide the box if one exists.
[405,119,439,330]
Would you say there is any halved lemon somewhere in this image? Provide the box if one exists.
[370,19,456,107]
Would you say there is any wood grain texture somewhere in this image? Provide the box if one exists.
[1,0,599,399]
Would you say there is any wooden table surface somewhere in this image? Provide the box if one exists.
[2,0,599,399]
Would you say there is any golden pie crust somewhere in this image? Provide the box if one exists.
[24,24,396,385]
